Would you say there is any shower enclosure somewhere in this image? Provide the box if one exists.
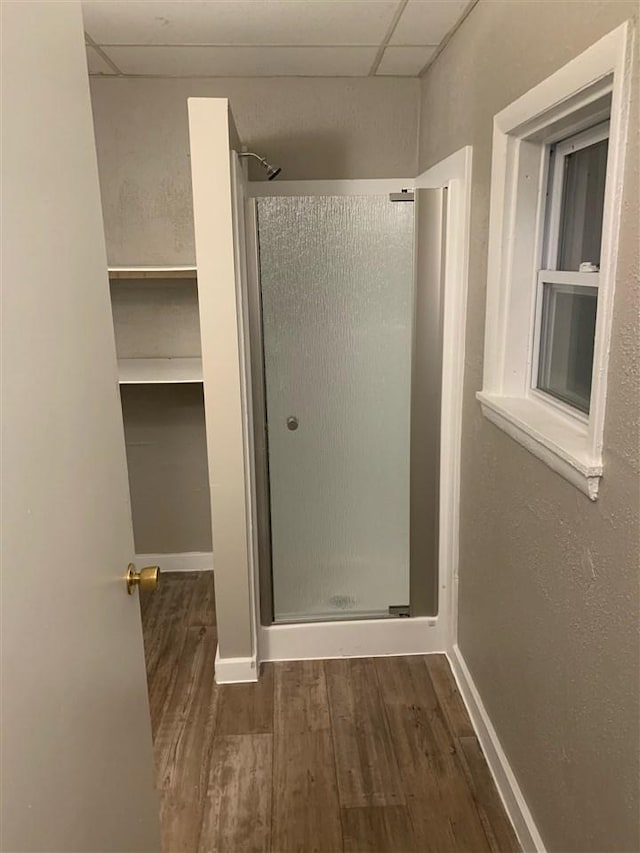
[186,102,462,674]
[247,188,446,626]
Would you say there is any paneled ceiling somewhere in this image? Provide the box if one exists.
[83,0,473,78]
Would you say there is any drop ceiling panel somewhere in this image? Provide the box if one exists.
[83,0,400,46]
[376,45,436,76]
[390,0,469,45]
[102,44,378,77]
[86,45,117,75]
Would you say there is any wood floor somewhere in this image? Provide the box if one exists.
[141,572,520,853]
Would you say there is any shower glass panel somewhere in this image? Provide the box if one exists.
[257,195,415,623]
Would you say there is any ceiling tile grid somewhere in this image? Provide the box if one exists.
[86,44,118,75]
[390,0,469,45]
[82,0,474,78]
[104,45,379,77]
[376,45,437,76]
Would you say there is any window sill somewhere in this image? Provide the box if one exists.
[476,391,603,500]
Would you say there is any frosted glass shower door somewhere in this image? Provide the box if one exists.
[257,196,414,622]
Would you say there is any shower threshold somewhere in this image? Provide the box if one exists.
[273,608,398,625]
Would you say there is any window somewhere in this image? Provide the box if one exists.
[477,24,632,501]
[532,123,609,417]
[536,282,597,414]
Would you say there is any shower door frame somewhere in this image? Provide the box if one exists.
[246,178,417,627]
[244,153,472,662]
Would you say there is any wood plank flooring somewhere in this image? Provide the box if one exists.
[141,572,520,853]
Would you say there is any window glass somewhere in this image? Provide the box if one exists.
[537,283,597,413]
[558,138,608,270]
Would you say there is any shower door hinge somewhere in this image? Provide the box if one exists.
[388,604,410,617]
[389,189,414,202]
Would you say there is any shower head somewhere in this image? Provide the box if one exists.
[265,163,282,181]
[239,151,282,181]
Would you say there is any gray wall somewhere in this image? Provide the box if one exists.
[90,76,420,265]
[91,75,418,556]
[418,2,639,851]
[121,385,212,554]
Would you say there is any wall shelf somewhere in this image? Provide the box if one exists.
[118,357,203,384]
[109,265,197,280]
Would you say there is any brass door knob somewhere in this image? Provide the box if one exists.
[126,563,160,595]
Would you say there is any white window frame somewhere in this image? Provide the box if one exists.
[532,121,608,421]
[530,275,597,420]
[543,120,610,271]
[477,22,633,500]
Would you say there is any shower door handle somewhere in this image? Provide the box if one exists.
[286,416,299,431]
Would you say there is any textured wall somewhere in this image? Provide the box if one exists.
[418,2,639,851]
[90,76,419,265]
[121,385,212,554]
[91,76,417,556]
[90,75,418,560]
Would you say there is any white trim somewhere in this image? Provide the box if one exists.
[118,356,203,385]
[477,392,602,500]
[247,178,414,197]
[188,98,255,663]
[260,616,445,662]
[108,265,197,276]
[135,551,213,573]
[493,25,625,135]
[448,645,547,853]
[480,23,633,499]
[535,270,600,288]
[416,146,473,649]
[214,646,258,684]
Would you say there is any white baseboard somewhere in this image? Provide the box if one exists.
[214,646,259,684]
[448,644,546,853]
[135,551,213,573]
[259,615,445,662]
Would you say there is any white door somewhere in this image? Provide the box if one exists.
[1,3,160,850]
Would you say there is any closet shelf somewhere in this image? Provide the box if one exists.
[118,357,203,384]
[109,265,197,280]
